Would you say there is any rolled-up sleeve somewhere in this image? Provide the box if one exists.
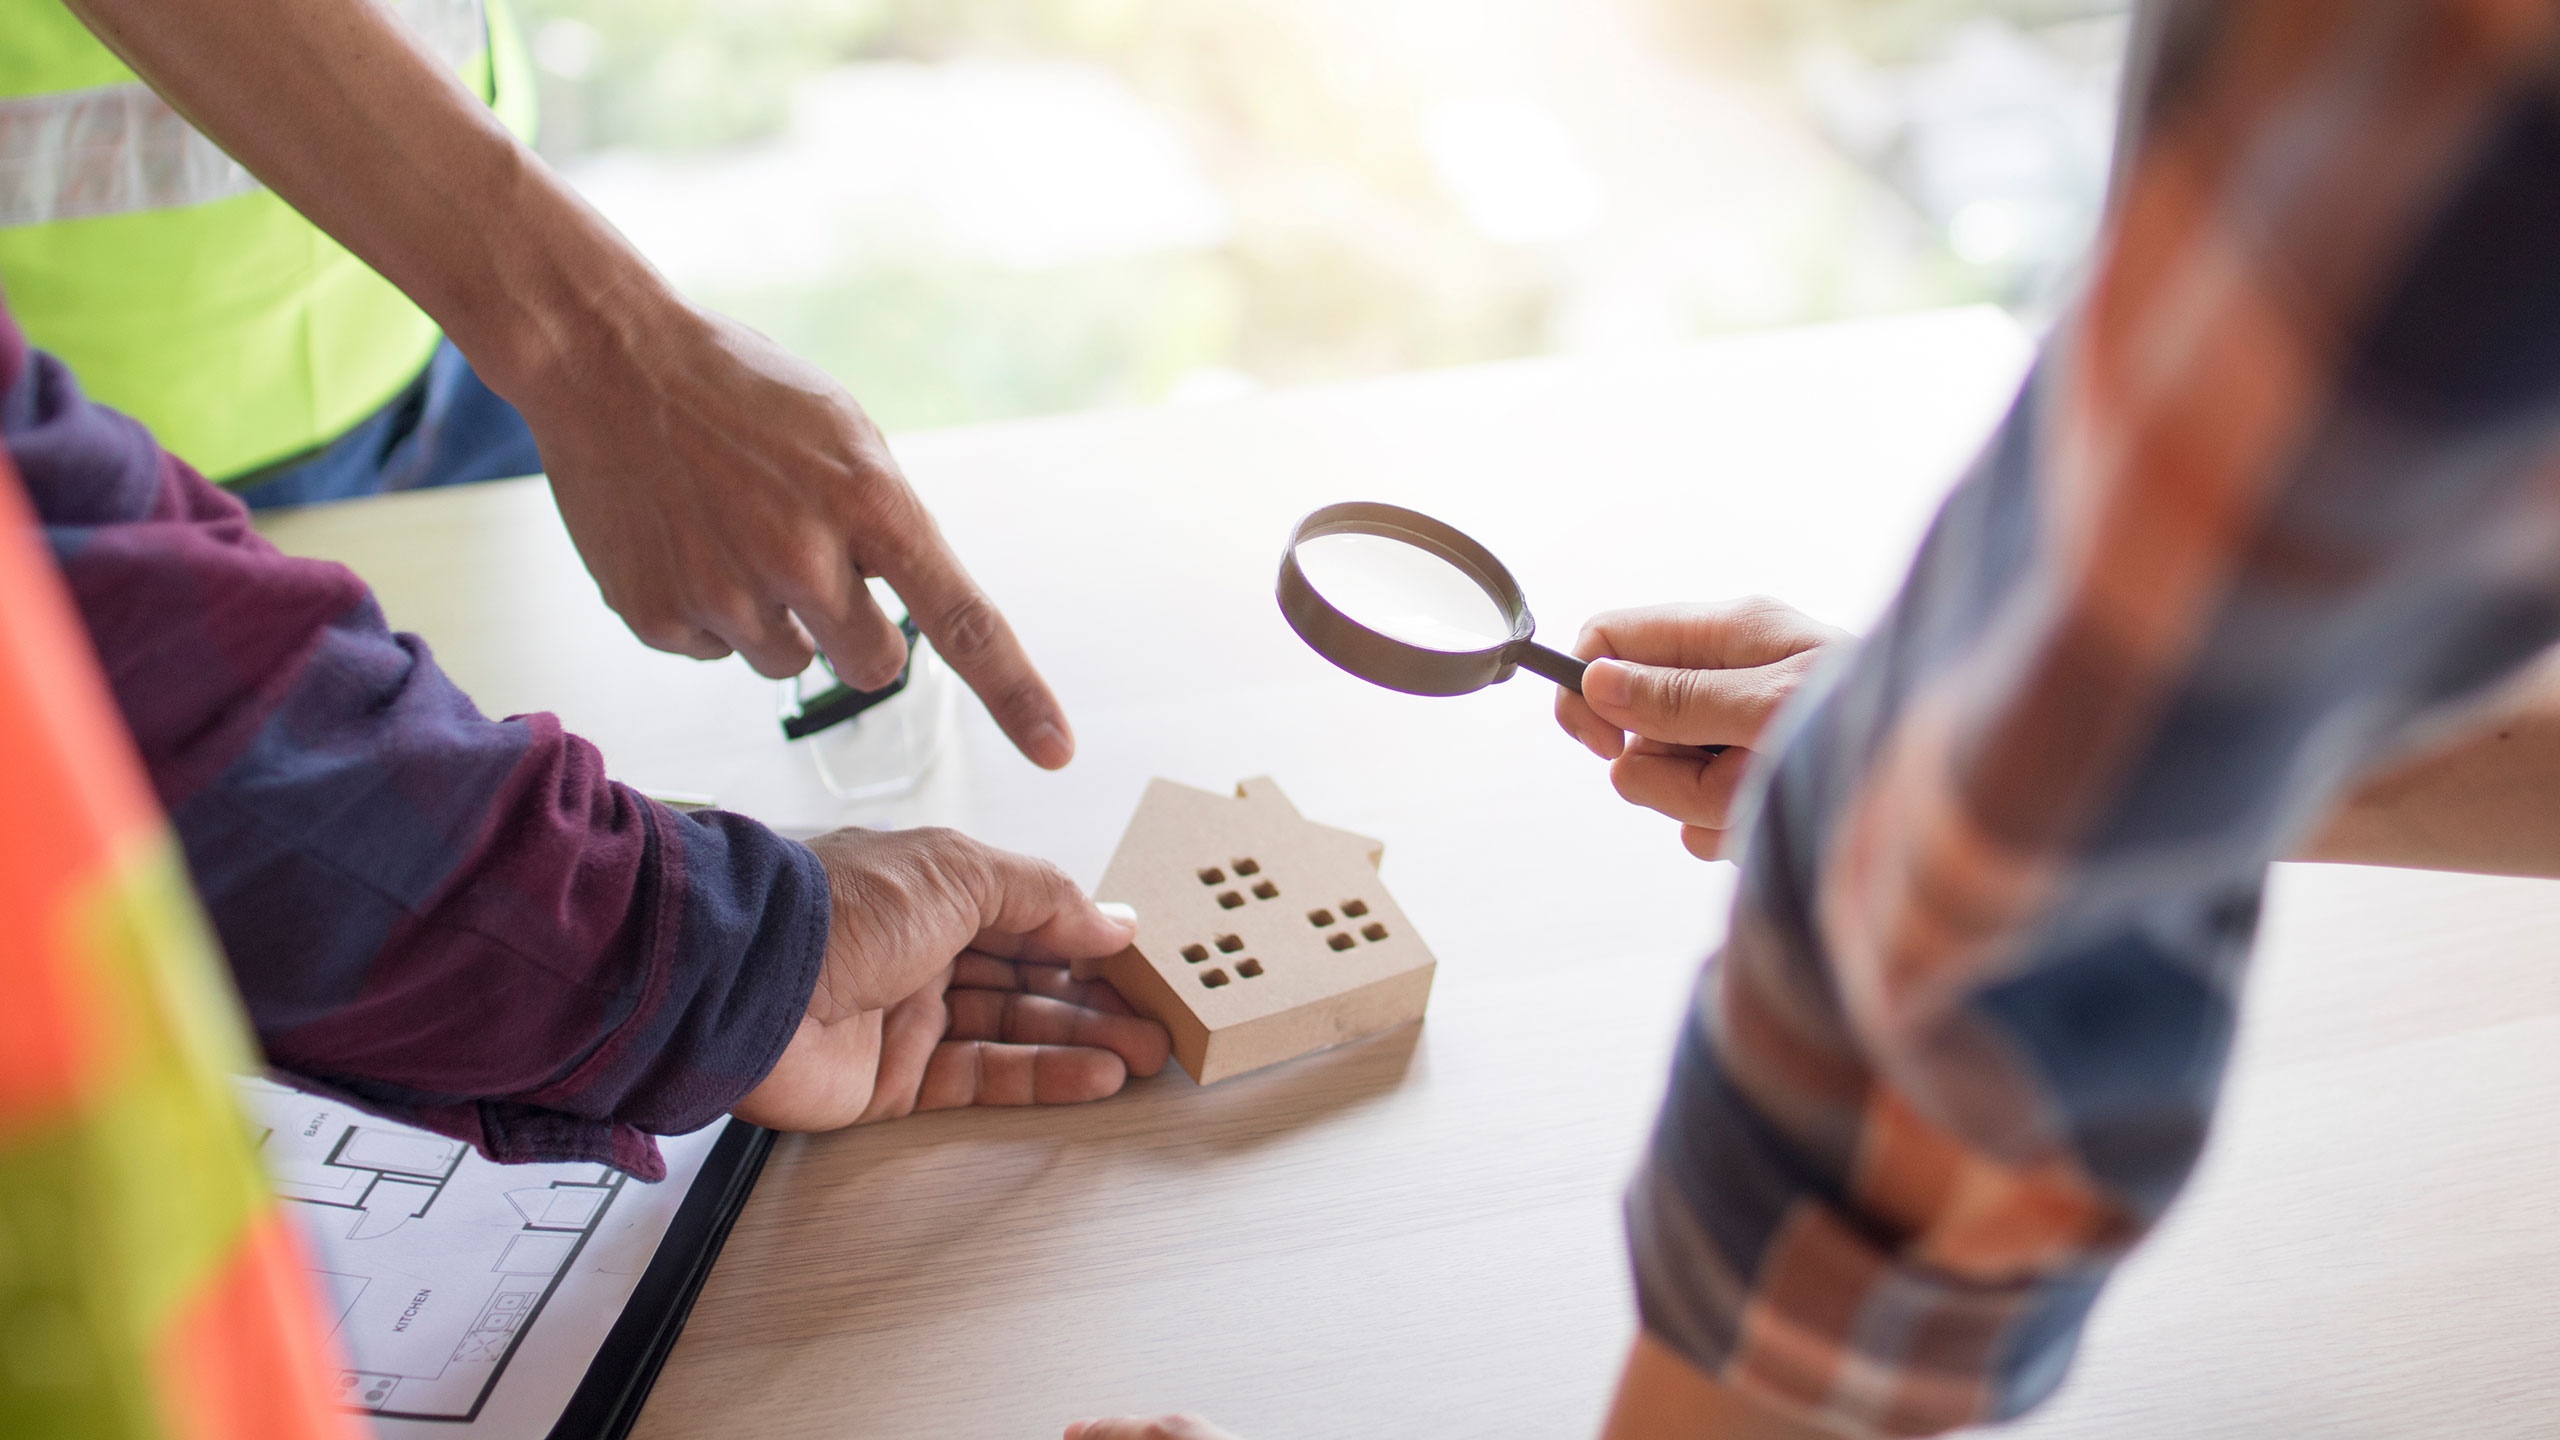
[1632,2,2560,1432]
[2,303,825,1180]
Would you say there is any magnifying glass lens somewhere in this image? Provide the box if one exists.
[1278,500,1588,697]
[1291,532,1513,653]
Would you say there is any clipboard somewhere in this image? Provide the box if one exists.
[545,1120,776,1440]
[239,1078,774,1438]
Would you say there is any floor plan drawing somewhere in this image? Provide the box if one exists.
[239,1077,636,1424]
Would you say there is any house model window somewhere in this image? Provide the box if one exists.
[1080,776,1437,1084]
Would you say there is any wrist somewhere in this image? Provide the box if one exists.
[435,145,694,422]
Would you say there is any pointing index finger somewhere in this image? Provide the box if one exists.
[879,519,1074,769]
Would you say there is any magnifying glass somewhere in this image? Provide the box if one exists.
[1277,501,1588,696]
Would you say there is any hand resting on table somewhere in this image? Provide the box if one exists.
[732,827,1171,1130]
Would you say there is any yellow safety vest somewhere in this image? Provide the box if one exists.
[0,427,358,1436]
[0,0,536,481]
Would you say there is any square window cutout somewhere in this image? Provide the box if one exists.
[1197,867,1225,885]
[1218,891,1244,910]
[1328,932,1356,952]
[1201,968,1230,988]
[1251,880,1279,900]
[1237,958,1264,978]
[1361,922,1388,942]
[1181,943,1209,963]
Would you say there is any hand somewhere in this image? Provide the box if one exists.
[1556,598,1848,860]
[58,0,1066,772]
[1064,1417,1245,1440]
[731,828,1170,1129]
[1600,1332,1848,1440]
[520,302,1075,768]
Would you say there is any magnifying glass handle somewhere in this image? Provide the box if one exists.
[1516,641,1588,694]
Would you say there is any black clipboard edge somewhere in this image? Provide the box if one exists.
[545,1119,778,1440]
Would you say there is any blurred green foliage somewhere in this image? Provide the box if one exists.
[524,0,1406,157]
[519,0,2059,432]
[709,256,1235,430]
[522,0,877,152]
[520,0,1560,429]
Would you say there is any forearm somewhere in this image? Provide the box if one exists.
[113,558,823,1174]
[2298,647,2560,877]
[191,712,824,1175]
[3,307,824,1176]
[61,0,674,405]
[1600,1334,1843,1440]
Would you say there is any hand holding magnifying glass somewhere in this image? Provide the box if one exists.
[1276,503,1848,860]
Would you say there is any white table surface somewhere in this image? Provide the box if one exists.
[257,307,2560,1439]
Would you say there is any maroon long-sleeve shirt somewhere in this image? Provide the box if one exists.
[4,297,825,1179]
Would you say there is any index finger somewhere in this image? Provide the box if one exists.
[1574,599,1836,672]
[944,988,1172,1078]
[876,511,1075,770]
[959,841,1140,967]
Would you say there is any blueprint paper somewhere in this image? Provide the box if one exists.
[237,1076,726,1437]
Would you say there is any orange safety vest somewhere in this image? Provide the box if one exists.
[0,445,356,1435]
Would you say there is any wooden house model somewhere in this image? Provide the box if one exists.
[1084,777,1437,1084]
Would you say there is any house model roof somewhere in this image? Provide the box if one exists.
[1088,776,1436,1084]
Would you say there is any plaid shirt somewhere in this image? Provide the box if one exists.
[1629,3,2560,1432]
